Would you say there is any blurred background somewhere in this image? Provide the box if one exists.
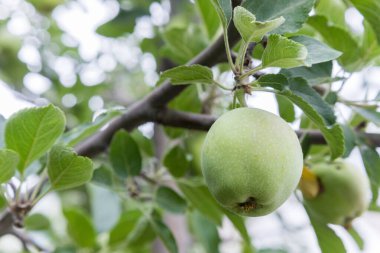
[0,0,379,252]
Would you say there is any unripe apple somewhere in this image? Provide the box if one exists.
[303,161,370,227]
[201,108,303,216]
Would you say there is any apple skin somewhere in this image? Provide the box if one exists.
[201,108,303,216]
[303,161,370,226]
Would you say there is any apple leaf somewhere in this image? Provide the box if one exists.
[290,36,342,66]
[242,0,314,34]
[96,7,148,37]
[177,179,223,225]
[61,110,121,147]
[349,0,380,43]
[262,34,309,68]
[155,186,187,214]
[108,210,143,246]
[63,208,97,248]
[258,74,345,159]
[195,0,220,39]
[24,213,50,231]
[307,208,346,253]
[352,106,380,126]
[209,0,232,29]
[359,145,380,188]
[0,149,19,183]
[348,227,364,250]
[5,104,65,173]
[150,210,179,253]
[48,145,93,190]
[233,6,285,43]
[177,178,252,250]
[307,15,362,72]
[0,115,5,148]
[276,95,296,123]
[189,211,220,253]
[161,65,214,85]
[163,145,189,178]
[280,61,335,86]
[110,130,142,178]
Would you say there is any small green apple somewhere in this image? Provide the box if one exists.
[201,108,303,216]
[303,161,370,227]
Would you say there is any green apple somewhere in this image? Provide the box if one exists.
[303,161,370,227]
[201,108,303,216]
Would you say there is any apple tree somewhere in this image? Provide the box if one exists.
[0,0,379,252]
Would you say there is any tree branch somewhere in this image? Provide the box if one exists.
[9,228,49,252]
[75,22,241,157]
[153,109,380,147]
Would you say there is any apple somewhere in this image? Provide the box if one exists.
[303,160,370,227]
[201,108,303,216]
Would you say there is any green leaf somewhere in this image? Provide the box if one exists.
[0,114,5,148]
[352,106,380,126]
[127,215,156,247]
[177,179,223,225]
[48,145,93,190]
[161,25,208,64]
[163,145,190,178]
[286,79,344,159]
[5,104,65,173]
[369,203,380,212]
[161,65,214,85]
[28,0,63,13]
[92,165,114,187]
[262,34,309,68]
[359,145,380,188]
[224,210,251,245]
[242,0,315,34]
[131,130,154,157]
[275,95,295,122]
[233,6,284,43]
[155,186,187,214]
[177,180,252,248]
[290,36,342,66]
[307,209,346,253]
[209,0,232,29]
[61,110,121,147]
[288,78,336,125]
[96,8,148,37]
[189,211,220,253]
[63,208,97,248]
[110,130,142,178]
[347,227,364,250]
[109,209,143,246]
[53,246,76,253]
[195,0,220,39]
[0,194,6,211]
[350,0,380,43]
[150,210,179,253]
[258,75,345,159]
[280,61,334,86]
[257,249,287,253]
[0,149,19,183]
[307,15,362,71]
[342,125,356,158]
[315,0,347,30]
[24,213,50,231]
[166,85,202,138]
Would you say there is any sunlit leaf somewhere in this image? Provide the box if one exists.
[5,104,65,173]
